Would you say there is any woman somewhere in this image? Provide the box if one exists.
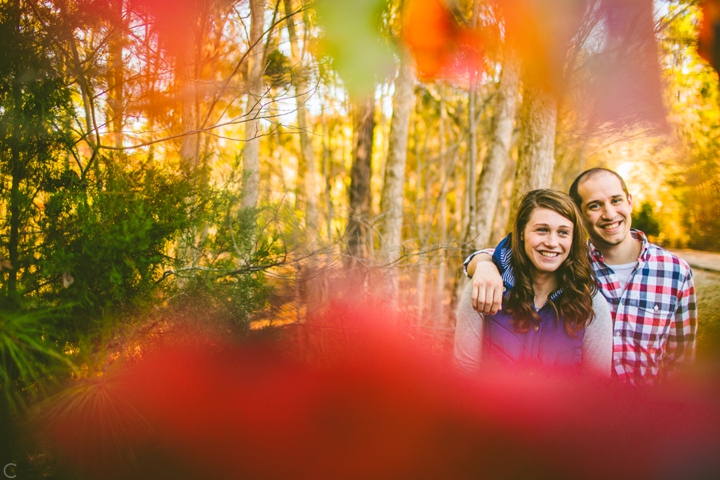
[454,189,612,377]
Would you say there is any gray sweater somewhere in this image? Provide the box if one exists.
[454,282,613,377]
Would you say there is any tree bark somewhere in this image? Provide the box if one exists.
[378,53,415,305]
[434,90,448,325]
[241,0,266,209]
[321,104,334,244]
[107,0,125,149]
[284,0,318,247]
[345,95,375,268]
[473,57,520,249]
[379,56,415,265]
[508,84,558,225]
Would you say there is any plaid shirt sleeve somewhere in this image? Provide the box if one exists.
[462,249,496,278]
[664,267,698,377]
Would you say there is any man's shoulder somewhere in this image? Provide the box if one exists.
[644,242,693,276]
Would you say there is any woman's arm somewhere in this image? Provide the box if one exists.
[581,292,613,378]
[454,282,485,373]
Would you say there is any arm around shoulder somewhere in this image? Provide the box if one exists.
[464,250,504,315]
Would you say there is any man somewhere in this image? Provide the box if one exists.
[463,168,697,386]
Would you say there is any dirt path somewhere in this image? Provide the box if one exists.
[670,250,720,364]
[670,249,720,273]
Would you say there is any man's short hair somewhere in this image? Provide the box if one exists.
[568,168,630,209]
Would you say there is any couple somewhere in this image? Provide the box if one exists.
[454,168,697,386]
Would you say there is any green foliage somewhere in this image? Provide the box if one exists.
[265,48,293,87]
[35,158,196,339]
[0,0,76,306]
[0,308,73,413]
[631,202,660,238]
[315,0,397,98]
[167,174,281,334]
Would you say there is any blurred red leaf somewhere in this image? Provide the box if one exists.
[43,299,720,479]
[401,0,484,81]
[699,1,720,74]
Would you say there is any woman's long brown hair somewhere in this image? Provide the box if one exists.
[505,189,598,336]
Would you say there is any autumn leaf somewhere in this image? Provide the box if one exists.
[401,0,484,82]
[699,0,720,74]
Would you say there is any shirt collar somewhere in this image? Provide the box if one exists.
[589,229,649,263]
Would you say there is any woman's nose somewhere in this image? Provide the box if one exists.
[545,233,559,246]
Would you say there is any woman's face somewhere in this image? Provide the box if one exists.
[522,207,574,276]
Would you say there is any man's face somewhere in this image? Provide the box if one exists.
[576,173,633,248]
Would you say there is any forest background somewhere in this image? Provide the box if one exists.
[2,0,720,472]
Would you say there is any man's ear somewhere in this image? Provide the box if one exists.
[627,193,633,209]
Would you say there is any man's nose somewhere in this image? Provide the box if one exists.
[600,204,615,219]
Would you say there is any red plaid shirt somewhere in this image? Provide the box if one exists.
[590,230,697,386]
[463,230,698,386]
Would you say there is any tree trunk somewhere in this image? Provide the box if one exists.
[490,157,516,245]
[7,145,20,300]
[176,25,199,168]
[241,0,266,209]
[284,0,318,248]
[321,104,334,244]
[434,91,448,326]
[107,0,125,149]
[462,0,481,252]
[345,95,375,268]
[414,102,427,325]
[179,67,199,167]
[473,57,520,249]
[379,54,415,281]
[508,84,558,225]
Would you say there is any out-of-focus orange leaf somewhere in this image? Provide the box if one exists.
[128,0,195,55]
[127,0,233,57]
[497,0,587,93]
[699,1,720,74]
[401,0,484,81]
